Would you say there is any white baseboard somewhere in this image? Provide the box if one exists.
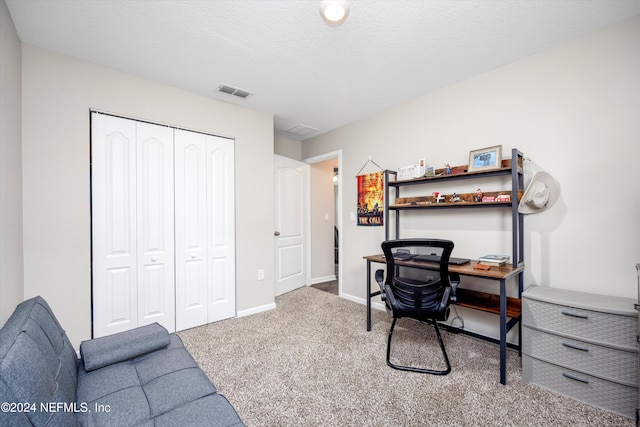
[237,302,276,318]
[339,293,386,312]
[237,291,385,319]
[310,275,337,285]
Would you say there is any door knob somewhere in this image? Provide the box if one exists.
[274,231,280,236]
[151,257,158,262]
[191,254,196,259]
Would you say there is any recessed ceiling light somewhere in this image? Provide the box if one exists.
[320,0,349,26]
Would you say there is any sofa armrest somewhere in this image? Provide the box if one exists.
[80,323,170,371]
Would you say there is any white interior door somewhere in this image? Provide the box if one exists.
[175,130,236,330]
[274,155,309,296]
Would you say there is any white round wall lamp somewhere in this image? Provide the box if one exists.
[320,0,350,26]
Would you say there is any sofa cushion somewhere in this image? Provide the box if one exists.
[154,394,246,427]
[76,334,243,427]
[80,322,170,371]
[0,296,79,427]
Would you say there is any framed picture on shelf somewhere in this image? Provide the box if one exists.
[468,145,502,172]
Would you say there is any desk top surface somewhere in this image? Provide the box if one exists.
[364,254,524,280]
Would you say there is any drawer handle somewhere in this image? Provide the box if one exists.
[561,310,588,319]
[562,372,589,384]
[562,342,589,352]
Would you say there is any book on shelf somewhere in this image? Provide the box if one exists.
[477,254,510,266]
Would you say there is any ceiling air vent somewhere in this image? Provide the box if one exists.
[287,124,319,137]
[217,84,252,99]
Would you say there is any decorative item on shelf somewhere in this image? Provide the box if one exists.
[474,188,484,202]
[445,163,451,175]
[518,170,561,214]
[397,159,433,180]
[424,165,436,176]
[449,193,461,203]
[468,145,503,172]
[482,195,496,202]
[449,165,466,175]
[477,254,510,266]
[417,159,426,176]
[397,164,418,180]
[433,192,445,203]
[495,194,511,202]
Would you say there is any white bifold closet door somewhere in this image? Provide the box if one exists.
[91,114,176,337]
[174,129,236,331]
[91,113,235,338]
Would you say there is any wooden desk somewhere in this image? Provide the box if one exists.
[364,254,524,385]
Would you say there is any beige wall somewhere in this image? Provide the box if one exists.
[274,134,302,160]
[21,45,275,347]
[303,16,640,339]
[0,0,23,326]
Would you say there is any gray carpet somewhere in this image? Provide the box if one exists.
[178,286,633,427]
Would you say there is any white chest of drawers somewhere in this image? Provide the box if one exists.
[522,285,638,419]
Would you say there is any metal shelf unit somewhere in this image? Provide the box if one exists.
[384,148,525,269]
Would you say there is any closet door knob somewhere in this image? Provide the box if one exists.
[151,257,158,262]
[274,231,281,236]
[190,254,196,259]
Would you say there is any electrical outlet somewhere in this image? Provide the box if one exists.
[257,269,265,280]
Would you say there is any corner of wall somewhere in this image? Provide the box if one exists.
[0,0,25,325]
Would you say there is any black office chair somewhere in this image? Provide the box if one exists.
[375,239,457,375]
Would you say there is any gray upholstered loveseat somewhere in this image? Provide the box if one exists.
[0,296,244,426]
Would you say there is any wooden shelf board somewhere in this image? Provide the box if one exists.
[390,201,512,209]
[455,288,521,318]
[389,157,523,186]
[390,189,523,209]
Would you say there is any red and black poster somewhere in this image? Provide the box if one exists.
[357,171,384,226]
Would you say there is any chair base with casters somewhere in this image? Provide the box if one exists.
[375,238,456,375]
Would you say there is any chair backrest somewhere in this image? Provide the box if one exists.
[381,239,454,314]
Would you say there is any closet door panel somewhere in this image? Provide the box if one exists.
[174,130,208,330]
[136,123,175,332]
[91,113,138,337]
[207,136,236,322]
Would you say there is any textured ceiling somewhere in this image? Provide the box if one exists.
[6,0,640,140]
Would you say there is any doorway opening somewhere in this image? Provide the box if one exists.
[305,150,342,296]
